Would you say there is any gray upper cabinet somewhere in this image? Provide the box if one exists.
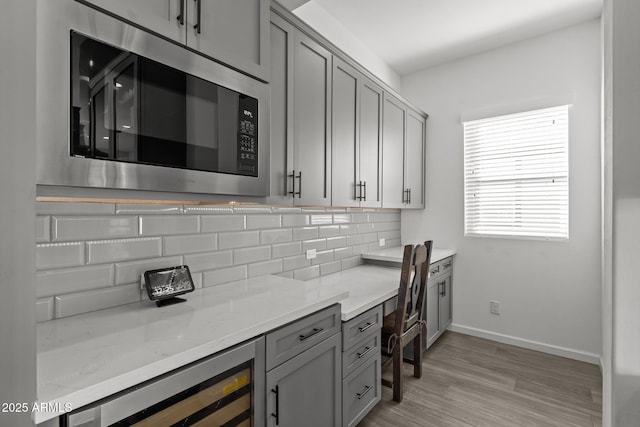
[382,94,427,209]
[405,107,426,209]
[269,10,332,206]
[331,58,382,208]
[81,0,270,81]
[382,94,406,208]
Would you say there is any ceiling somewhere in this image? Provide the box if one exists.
[288,0,603,76]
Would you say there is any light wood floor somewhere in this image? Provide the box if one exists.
[360,331,602,427]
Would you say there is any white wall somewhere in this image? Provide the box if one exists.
[293,2,402,91]
[603,0,640,424]
[400,20,602,362]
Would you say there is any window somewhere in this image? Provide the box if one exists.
[463,105,569,240]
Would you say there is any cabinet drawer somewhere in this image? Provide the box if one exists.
[342,305,383,350]
[342,353,381,427]
[429,256,453,279]
[342,331,380,378]
[266,304,341,371]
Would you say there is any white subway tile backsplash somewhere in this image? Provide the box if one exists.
[36,201,115,215]
[320,261,342,276]
[272,242,302,258]
[55,284,140,319]
[34,202,400,321]
[326,236,347,249]
[293,265,319,281]
[164,233,217,256]
[116,204,183,215]
[247,214,282,230]
[248,259,283,277]
[234,246,271,265]
[87,238,162,264]
[203,266,248,287]
[260,229,292,244]
[140,215,199,236]
[37,265,114,297]
[302,239,327,252]
[318,225,340,238]
[201,215,245,232]
[334,247,353,260]
[52,216,138,242]
[292,227,318,241]
[219,230,260,249]
[184,250,233,272]
[36,242,85,270]
[283,255,310,271]
[36,216,50,243]
[282,214,310,227]
[341,256,363,270]
[36,297,54,323]
[115,256,183,286]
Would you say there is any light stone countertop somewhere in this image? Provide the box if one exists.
[362,246,456,265]
[35,275,347,424]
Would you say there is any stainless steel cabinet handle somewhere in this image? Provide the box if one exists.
[358,321,376,332]
[271,385,280,425]
[357,385,373,399]
[193,0,202,34]
[298,327,323,341]
[357,346,374,359]
[177,0,185,25]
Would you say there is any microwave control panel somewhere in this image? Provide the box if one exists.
[237,96,258,176]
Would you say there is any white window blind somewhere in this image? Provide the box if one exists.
[463,105,569,240]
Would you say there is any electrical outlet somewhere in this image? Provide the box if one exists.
[490,301,500,315]
[306,249,317,260]
[379,238,386,247]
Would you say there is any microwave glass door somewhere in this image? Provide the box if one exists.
[70,32,259,177]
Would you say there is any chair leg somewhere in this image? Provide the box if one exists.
[392,342,403,402]
[413,333,422,378]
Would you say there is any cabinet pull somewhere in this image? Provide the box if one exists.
[443,261,452,268]
[439,281,446,297]
[358,321,376,333]
[408,188,412,204]
[430,265,440,275]
[403,188,409,204]
[298,327,323,341]
[271,385,280,425]
[177,0,185,25]
[356,385,373,400]
[288,170,301,198]
[193,0,202,34]
[363,180,367,201]
[297,171,302,198]
[357,346,374,359]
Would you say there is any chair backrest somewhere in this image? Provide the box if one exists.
[393,241,433,336]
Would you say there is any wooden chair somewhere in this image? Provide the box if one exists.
[381,241,433,402]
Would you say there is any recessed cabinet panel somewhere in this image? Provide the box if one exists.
[406,109,425,208]
[331,60,359,207]
[359,80,383,207]
[80,0,186,43]
[267,13,294,204]
[426,281,440,346]
[382,94,406,208]
[439,275,452,330]
[292,32,332,206]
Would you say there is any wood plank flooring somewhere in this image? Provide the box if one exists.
[359,331,602,427]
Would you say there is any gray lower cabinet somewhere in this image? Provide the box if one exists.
[341,306,382,427]
[265,305,342,427]
[426,257,453,348]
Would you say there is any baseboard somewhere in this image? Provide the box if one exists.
[448,323,601,365]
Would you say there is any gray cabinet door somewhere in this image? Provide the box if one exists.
[186,0,270,81]
[359,78,383,208]
[81,0,186,43]
[266,333,342,427]
[439,274,452,330]
[382,94,406,208]
[405,108,426,209]
[426,280,440,347]
[292,31,332,206]
[331,58,359,207]
[267,12,295,205]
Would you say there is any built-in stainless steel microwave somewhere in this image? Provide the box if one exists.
[36,0,270,196]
